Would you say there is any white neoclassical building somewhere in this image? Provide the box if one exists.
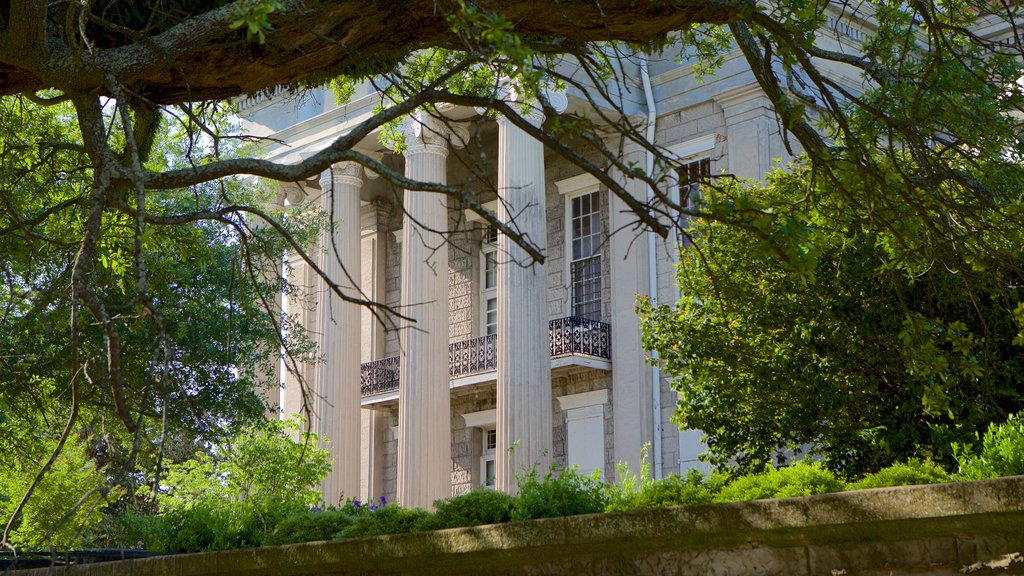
[235,9,919,509]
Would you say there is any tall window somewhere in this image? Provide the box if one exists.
[570,191,602,321]
[481,227,498,336]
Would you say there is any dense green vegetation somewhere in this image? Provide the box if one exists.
[53,415,1020,554]
[3,0,1024,551]
[641,168,1024,478]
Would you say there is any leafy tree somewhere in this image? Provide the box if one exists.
[111,418,331,552]
[157,418,330,513]
[640,168,1023,477]
[0,97,292,547]
[0,435,109,550]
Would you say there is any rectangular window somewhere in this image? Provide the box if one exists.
[481,428,497,489]
[481,228,498,336]
[570,191,602,321]
[678,158,711,210]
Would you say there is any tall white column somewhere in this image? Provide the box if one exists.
[317,162,363,505]
[396,112,464,508]
[495,91,565,493]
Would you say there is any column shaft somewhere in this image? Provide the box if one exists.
[317,164,363,504]
[496,115,552,493]
[397,134,452,508]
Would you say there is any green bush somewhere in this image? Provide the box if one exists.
[606,471,715,512]
[714,460,844,502]
[85,510,167,549]
[265,509,358,545]
[336,505,431,538]
[954,413,1024,480]
[419,489,514,530]
[848,459,950,490]
[158,501,231,552]
[154,498,304,552]
[511,466,608,521]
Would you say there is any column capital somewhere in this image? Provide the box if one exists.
[320,161,364,191]
[494,83,568,128]
[398,110,469,157]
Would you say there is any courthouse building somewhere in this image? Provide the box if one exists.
[238,11,880,510]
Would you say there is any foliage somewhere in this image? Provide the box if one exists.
[714,461,844,503]
[954,413,1024,481]
[0,96,290,545]
[605,446,717,512]
[157,418,329,512]
[3,0,1024,546]
[606,471,716,513]
[511,466,609,521]
[336,505,432,539]
[418,489,515,530]
[847,459,950,491]
[0,436,111,549]
[265,509,358,546]
[134,418,329,551]
[84,510,166,549]
[640,168,1024,478]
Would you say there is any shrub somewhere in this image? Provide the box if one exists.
[848,459,950,490]
[85,510,167,549]
[714,460,844,502]
[419,489,514,530]
[606,471,715,512]
[265,509,358,545]
[954,412,1024,480]
[158,501,231,552]
[336,505,431,538]
[154,498,305,552]
[511,466,608,521]
[147,418,329,552]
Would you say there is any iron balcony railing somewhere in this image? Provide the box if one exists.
[450,332,498,378]
[360,316,611,397]
[548,316,611,359]
[359,356,400,396]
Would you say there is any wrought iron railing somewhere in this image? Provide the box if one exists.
[359,316,612,397]
[450,333,498,378]
[549,316,612,359]
[360,356,400,396]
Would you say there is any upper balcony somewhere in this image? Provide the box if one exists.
[360,316,611,405]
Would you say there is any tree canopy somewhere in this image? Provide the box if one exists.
[1,0,1023,550]
[640,167,1024,478]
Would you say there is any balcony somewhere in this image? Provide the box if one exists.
[360,316,611,398]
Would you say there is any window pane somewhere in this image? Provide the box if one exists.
[484,251,497,289]
[569,191,602,321]
[485,459,496,487]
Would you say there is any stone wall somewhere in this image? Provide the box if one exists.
[26,477,1024,576]
[447,230,475,342]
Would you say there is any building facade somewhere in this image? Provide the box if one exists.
[237,13,884,509]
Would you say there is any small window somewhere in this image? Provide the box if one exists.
[481,428,497,489]
[678,158,710,211]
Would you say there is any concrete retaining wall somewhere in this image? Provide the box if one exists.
[21,476,1024,575]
